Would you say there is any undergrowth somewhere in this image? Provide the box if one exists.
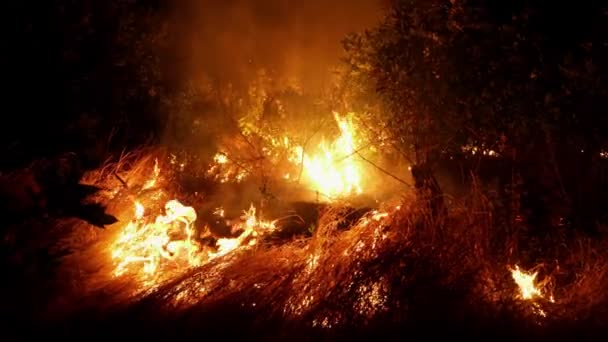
[4,149,608,340]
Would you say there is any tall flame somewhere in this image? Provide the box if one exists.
[207,111,367,200]
[298,112,363,198]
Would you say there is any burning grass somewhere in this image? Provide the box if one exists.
[6,148,608,339]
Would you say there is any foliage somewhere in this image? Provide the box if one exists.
[342,0,608,227]
[346,0,608,163]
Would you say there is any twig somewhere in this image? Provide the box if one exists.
[273,214,306,225]
[217,151,253,175]
[113,172,129,189]
[355,152,412,187]
[335,142,374,163]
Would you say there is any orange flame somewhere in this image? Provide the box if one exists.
[295,112,364,198]
[111,161,278,286]
[142,158,160,190]
[511,265,542,300]
[211,204,277,257]
[111,199,202,279]
[510,264,554,317]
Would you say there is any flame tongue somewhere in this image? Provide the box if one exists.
[111,111,369,287]
[206,111,367,200]
[210,204,276,257]
[511,265,542,300]
[297,112,363,199]
[112,199,202,279]
[112,196,276,285]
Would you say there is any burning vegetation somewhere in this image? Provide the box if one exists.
[108,109,376,291]
[24,128,608,339]
[5,0,608,340]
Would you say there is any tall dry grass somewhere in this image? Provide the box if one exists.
[13,149,608,339]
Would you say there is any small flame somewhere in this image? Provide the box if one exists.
[511,265,542,300]
[135,201,144,219]
[207,152,249,183]
[213,207,225,217]
[209,204,277,258]
[143,158,161,190]
[214,153,228,164]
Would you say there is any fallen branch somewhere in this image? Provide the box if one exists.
[113,172,129,189]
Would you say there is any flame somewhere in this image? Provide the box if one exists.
[510,264,555,317]
[142,158,160,190]
[111,199,202,279]
[213,153,228,164]
[358,210,389,227]
[213,207,225,217]
[511,265,543,300]
[112,200,277,284]
[135,201,144,219]
[297,112,363,198]
[207,152,249,183]
[210,204,277,257]
[111,163,277,285]
[207,111,368,199]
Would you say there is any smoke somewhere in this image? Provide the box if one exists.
[171,0,383,91]
[160,0,395,208]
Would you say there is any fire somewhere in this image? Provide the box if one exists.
[112,200,277,284]
[207,111,368,200]
[211,204,277,257]
[511,265,542,300]
[510,264,554,317]
[213,153,228,164]
[135,201,144,219]
[142,158,160,190]
[207,152,249,183]
[111,199,202,279]
[296,112,364,198]
[111,161,278,285]
[213,207,225,217]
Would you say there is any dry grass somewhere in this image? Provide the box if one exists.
[7,149,608,339]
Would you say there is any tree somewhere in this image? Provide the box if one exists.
[346,0,608,228]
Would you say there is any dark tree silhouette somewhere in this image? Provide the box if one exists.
[344,0,608,230]
[5,0,172,170]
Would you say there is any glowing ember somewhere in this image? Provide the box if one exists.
[297,112,364,198]
[461,144,499,158]
[511,265,542,300]
[355,281,389,318]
